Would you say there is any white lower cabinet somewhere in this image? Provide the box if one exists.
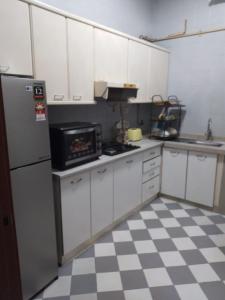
[186,151,217,207]
[61,171,91,255]
[161,148,188,199]
[142,176,160,202]
[91,164,113,235]
[114,154,142,220]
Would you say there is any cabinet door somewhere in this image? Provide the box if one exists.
[128,40,149,102]
[67,19,94,103]
[186,151,217,207]
[161,148,188,199]
[0,0,32,75]
[31,6,68,102]
[114,154,142,220]
[61,172,90,255]
[94,28,128,82]
[91,164,113,235]
[148,48,169,101]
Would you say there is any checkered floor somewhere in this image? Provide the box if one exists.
[35,197,225,300]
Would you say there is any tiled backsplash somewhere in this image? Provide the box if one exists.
[48,102,151,141]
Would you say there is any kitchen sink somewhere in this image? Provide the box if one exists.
[176,138,224,147]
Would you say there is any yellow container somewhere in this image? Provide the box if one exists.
[127,128,143,141]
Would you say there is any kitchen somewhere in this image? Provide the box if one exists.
[1,0,225,300]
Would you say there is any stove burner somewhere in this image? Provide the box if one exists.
[102,143,140,156]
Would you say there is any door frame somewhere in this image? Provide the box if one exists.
[0,78,22,300]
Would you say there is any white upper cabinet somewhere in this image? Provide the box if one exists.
[148,48,169,101]
[0,0,32,75]
[94,28,128,83]
[31,6,68,102]
[128,40,149,102]
[67,19,95,103]
[186,151,217,207]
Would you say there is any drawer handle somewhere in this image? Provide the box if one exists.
[97,168,107,174]
[73,95,82,101]
[149,171,155,177]
[150,162,156,167]
[54,94,64,101]
[126,160,133,164]
[0,65,10,73]
[70,178,83,184]
[196,155,207,161]
[150,152,156,156]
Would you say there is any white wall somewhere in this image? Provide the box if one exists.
[39,0,152,37]
[151,0,225,137]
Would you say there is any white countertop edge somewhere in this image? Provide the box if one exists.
[52,140,163,178]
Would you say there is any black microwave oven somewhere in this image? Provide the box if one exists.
[49,122,102,170]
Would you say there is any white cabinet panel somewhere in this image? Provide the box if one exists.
[161,148,188,199]
[142,176,160,202]
[114,154,142,220]
[186,151,217,207]
[128,40,149,102]
[91,164,113,235]
[67,19,94,103]
[31,6,68,102]
[94,28,128,82]
[0,0,32,75]
[148,48,169,101]
[61,172,90,255]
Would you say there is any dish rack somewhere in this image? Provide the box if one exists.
[149,95,185,140]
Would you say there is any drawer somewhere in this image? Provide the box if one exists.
[143,156,161,173]
[143,147,161,162]
[142,176,160,202]
[143,166,160,183]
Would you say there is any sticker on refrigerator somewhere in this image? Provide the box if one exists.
[35,102,46,121]
[34,86,44,99]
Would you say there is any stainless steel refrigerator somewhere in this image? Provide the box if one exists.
[1,74,58,300]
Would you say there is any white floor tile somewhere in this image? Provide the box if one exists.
[97,272,122,292]
[124,288,153,300]
[112,230,133,242]
[189,264,220,283]
[140,211,158,220]
[117,254,142,271]
[72,258,95,275]
[170,209,189,218]
[134,240,157,254]
[43,276,71,298]
[173,237,197,251]
[217,224,225,233]
[127,220,146,230]
[209,234,225,247]
[148,228,170,240]
[200,247,225,263]
[94,243,116,257]
[144,268,172,287]
[151,203,168,211]
[192,216,213,226]
[176,284,208,300]
[161,218,180,228]
[183,226,206,237]
[160,251,186,267]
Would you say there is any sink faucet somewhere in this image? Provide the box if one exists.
[206,118,213,140]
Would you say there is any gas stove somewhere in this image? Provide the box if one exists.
[102,142,140,156]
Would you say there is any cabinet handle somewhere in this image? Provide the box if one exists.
[196,155,207,161]
[54,94,64,101]
[97,168,107,174]
[149,185,155,190]
[150,162,156,167]
[149,171,155,177]
[70,178,83,184]
[150,151,156,156]
[0,65,10,73]
[126,160,133,164]
[170,150,179,157]
[73,95,82,101]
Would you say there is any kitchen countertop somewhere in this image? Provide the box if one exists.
[164,140,225,155]
[52,139,163,178]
